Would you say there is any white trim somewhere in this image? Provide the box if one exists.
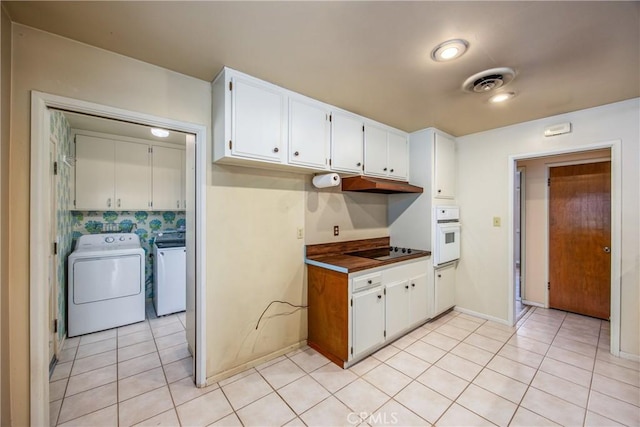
[30,91,208,425]
[453,306,511,326]
[618,351,640,363]
[508,140,622,357]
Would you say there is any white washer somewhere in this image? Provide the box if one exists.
[68,233,145,337]
[153,231,186,316]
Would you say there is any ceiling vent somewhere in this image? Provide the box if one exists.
[462,67,516,93]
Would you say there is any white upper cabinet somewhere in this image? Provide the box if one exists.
[152,145,184,210]
[288,97,330,170]
[363,124,388,177]
[434,132,456,199]
[364,125,409,181]
[330,111,364,174]
[231,76,286,163]
[387,131,409,180]
[213,67,412,176]
[75,135,150,211]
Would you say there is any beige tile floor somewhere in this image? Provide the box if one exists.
[50,305,640,426]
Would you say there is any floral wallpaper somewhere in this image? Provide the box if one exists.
[71,210,186,298]
[51,110,74,343]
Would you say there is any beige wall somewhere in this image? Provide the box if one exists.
[1,6,11,426]
[457,99,640,356]
[9,24,210,424]
[518,150,611,305]
[305,181,388,244]
[8,24,392,421]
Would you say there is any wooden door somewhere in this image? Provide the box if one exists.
[288,98,329,169]
[434,133,456,199]
[49,136,58,364]
[549,162,611,319]
[75,135,115,210]
[363,124,388,177]
[387,131,408,181]
[115,141,150,210]
[330,112,363,173]
[152,145,183,210]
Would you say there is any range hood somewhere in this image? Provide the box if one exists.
[341,176,423,194]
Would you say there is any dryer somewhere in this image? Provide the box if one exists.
[68,233,145,337]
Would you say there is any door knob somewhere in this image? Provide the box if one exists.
[603,246,611,253]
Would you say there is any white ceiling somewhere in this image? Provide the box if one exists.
[4,1,639,136]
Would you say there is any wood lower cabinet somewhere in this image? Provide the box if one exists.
[307,258,431,368]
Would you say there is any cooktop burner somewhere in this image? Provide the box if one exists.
[347,247,427,261]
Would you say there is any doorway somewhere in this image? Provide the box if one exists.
[30,92,208,426]
[548,161,611,319]
[514,167,528,320]
[508,141,621,356]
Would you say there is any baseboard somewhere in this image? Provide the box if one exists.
[204,340,307,386]
[618,351,640,362]
[453,307,511,326]
[522,300,545,308]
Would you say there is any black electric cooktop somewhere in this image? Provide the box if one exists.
[346,247,428,261]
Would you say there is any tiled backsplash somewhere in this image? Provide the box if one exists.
[71,210,186,298]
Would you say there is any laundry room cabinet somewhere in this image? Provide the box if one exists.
[75,133,186,211]
[75,135,151,210]
[152,145,185,210]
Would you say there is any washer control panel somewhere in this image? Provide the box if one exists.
[74,233,141,251]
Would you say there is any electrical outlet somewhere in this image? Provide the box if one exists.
[333,225,339,236]
[493,217,501,227]
[297,227,304,239]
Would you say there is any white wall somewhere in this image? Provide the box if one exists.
[456,98,640,356]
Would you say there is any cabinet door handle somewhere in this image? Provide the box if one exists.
[273,147,279,153]
[438,189,442,193]
[377,295,382,299]
[107,198,112,207]
[383,167,387,171]
[390,168,394,173]
[177,200,180,208]
[411,283,415,287]
[438,274,442,278]
[367,280,372,284]
[405,285,409,289]
[294,151,299,156]
[117,199,121,208]
[357,162,362,167]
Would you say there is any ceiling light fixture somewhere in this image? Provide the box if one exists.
[431,39,469,62]
[489,92,516,103]
[150,128,170,138]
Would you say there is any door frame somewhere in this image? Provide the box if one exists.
[515,166,526,316]
[508,140,621,356]
[30,91,208,425]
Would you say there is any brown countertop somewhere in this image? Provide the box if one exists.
[305,237,431,274]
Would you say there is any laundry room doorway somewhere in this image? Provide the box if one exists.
[30,91,208,426]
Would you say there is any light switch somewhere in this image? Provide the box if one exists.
[493,217,501,227]
[297,228,304,239]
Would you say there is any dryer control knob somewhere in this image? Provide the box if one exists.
[119,236,126,241]
[105,236,115,243]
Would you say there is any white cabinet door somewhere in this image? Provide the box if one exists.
[75,135,115,210]
[434,133,456,199]
[152,146,184,210]
[363,124,388,177]
[114,141,150,210]
[231,76,286,163]
[434,264,456,315]
[289,98,329,169]
[352,286,385,357]
[387,131,408,180]
[409,273,429,324]
[331,112,363,173]
[385,280,411,339]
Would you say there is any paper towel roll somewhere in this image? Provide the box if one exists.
[312,173,341,189]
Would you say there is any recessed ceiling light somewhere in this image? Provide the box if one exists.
[150,128,170,138]
[489,92,516,103]
[431,39,469,62]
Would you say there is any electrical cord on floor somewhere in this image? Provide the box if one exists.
[255,300,308,330]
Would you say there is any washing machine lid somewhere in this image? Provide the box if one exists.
[73,233,142,252]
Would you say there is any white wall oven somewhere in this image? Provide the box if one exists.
[434,206,461,267]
